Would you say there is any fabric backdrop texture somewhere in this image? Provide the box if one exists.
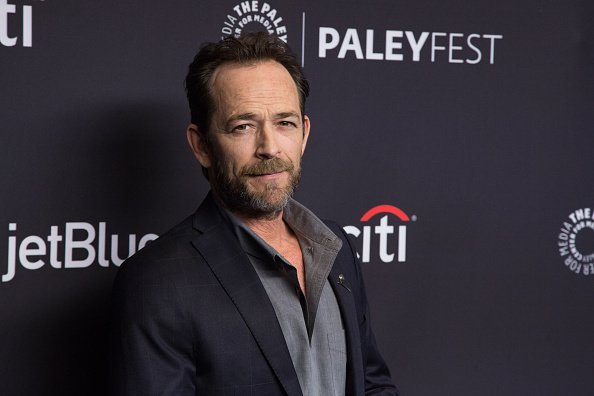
[0,1,593,395]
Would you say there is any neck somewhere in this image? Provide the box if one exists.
[237,210,288,244]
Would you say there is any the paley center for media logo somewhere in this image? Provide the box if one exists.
[344,204,416,263]
[558,207,594,276]
[216,3,504,65]
[220,1,287,41]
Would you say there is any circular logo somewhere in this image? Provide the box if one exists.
[220,2,288,42]
[558,208,594,276]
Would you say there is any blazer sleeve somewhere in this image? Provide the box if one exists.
[109,255,196,396]
[337,225,400,396]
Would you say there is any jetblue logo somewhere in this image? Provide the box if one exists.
[2,222,158,283]
[0,0,33,47]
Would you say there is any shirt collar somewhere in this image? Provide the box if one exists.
[214,196,343,262]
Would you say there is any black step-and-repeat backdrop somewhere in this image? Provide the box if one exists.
[1,1,593,394]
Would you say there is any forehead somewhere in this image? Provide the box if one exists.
[209,60,300,111]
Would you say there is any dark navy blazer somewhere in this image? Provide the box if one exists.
[110,193,398,395]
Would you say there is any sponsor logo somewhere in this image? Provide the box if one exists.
[558,208,594,276]
[344,204,415,263]
[1,222,158,283]
[1,204,414,282]
[318,27,503,64]
[0,0,34,47]
[220,1,287,42]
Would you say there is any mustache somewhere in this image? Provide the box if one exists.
[241,158,294,176]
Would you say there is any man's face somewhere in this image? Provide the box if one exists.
[188,60,310,219]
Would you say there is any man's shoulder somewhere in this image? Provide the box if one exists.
[112,215,198,286]
[321,219,344,237]
[127,214,195,263]
[121,193,222,269]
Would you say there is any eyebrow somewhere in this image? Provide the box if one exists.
[274,112,300,119]
[227,111,300,123]
[229,112,257,122]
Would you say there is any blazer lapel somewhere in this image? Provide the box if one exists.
[190,194,303,396]
[329,252,365,396]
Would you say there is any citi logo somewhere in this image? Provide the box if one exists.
[343,204,415,263]
[0,0,33,47]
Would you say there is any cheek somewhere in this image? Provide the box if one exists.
[216,153,237,175]
[215,145,250,175]
[289,137,306,159]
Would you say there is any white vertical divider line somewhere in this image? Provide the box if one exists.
[301,12,306,67]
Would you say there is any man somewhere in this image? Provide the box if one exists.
[110,32,398,395]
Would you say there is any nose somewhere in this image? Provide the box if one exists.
[255,123,281,159]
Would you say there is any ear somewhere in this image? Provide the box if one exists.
[186,124,212,168]
[301,115,311,155]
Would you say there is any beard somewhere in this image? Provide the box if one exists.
[210,155,301,220]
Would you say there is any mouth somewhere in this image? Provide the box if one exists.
[242,158,294,181]
[248,171,285,180]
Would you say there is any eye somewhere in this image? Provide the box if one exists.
[231,124,253,133]
[278,120,297,128]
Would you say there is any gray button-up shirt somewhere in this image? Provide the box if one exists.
[218,199,347,396]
